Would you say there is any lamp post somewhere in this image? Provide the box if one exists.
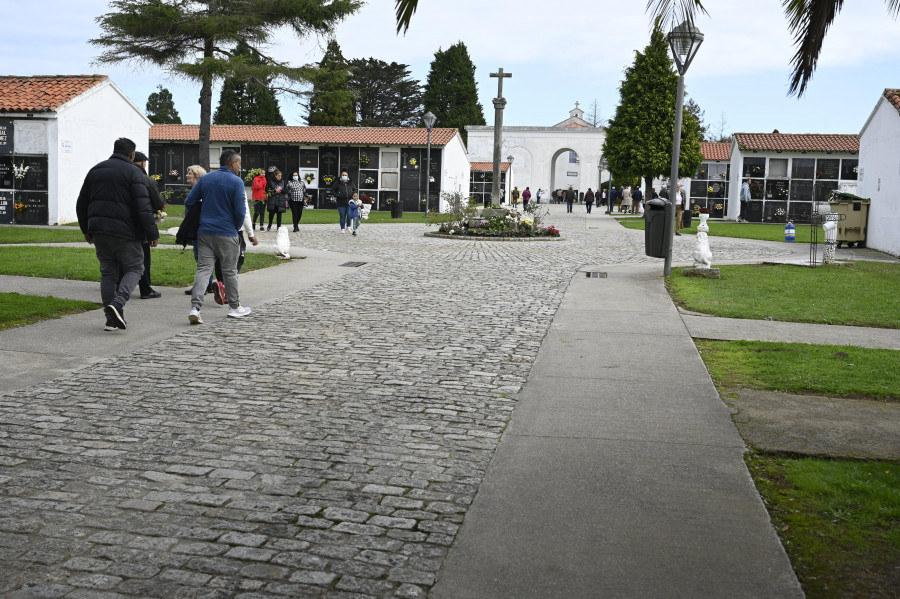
[599,157,611,214]
[423,111,437,216]
[664,20,704,277]
[506,154,515,204]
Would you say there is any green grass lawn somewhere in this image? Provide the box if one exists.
[747,454,899,599]
[669,262,900,328]
[615,217,817,243]
[0,226,176,245]
[295,208,430,224]
[697,339,900,400]
[0,292,99,330]
[0,246,285,287]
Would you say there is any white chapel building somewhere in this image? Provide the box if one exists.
[466,104,606,200]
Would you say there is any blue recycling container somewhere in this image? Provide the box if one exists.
[785,221,796,242]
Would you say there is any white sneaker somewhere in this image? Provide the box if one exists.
[227,306,252,318]
[189,308,203,325]
[340,228,345,234]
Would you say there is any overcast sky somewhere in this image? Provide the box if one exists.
[1,0,896,137]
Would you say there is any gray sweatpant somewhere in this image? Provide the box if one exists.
[192,234,241,310]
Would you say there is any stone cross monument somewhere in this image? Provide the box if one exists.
[490,68,512,205]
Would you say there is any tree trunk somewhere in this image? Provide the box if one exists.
[198,37,214,172]
[644,175,653,199]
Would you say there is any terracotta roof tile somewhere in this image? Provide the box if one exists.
[701,142,731,161]
[470,161,510,172]
[734,132,858,153]
[150,124,459,146]
[0,75,108,112]
[884,88,900,115]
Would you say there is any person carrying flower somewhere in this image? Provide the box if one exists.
[251,169,267,231]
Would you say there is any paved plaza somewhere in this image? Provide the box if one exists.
[1,206,822,598]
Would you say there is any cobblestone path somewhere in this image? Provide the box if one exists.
[1,212,785,598]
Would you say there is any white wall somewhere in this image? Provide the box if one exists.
[467,126,605,196]
[858,98,900,256]
[55,81,151,224]
[439,133,470,210]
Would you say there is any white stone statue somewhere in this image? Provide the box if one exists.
[693,212,713,269]
[273,226,291,259]
[823,218,838,264]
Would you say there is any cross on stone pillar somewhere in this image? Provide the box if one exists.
[490,68,512,205]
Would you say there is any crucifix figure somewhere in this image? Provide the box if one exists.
[490,68,512,205]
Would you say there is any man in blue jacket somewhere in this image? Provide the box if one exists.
[185,150,252,324]
[76,137,159,331]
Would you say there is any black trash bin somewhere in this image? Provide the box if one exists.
[644,198,670,258]
[682,209,692,229]
[391,202,403,219]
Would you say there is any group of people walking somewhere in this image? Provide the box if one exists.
[251,168,308,233]
[77,138,257,331]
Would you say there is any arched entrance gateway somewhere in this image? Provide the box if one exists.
[466,104,605,203]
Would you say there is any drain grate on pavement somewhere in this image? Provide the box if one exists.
[585,271,608,278]
[339,261,367,267]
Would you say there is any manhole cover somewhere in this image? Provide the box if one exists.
[585,271,607,278]
[339,261,367,268]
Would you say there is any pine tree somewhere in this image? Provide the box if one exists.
[214,42,286,126]
[145,85,181,124]
[422,42,485,143]
[602,27,703,192]
[306,40,355,126]
[347,58,423,127]
[92,0,360,169]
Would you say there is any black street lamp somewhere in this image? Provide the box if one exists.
[664,20,704,276]
[423,111,437,215]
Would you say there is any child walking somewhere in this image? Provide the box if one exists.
[348,193,362,236]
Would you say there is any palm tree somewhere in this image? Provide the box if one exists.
[393,0,898,97]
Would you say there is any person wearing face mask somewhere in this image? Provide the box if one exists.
[286,171,307,232]
[266,169,288,231]
[331,170,356,233]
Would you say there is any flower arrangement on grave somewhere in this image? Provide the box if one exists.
[385,196,398,204]
[243,168,264,183]
[14,202,27,214]
[775,207,786,217]
[364,176,375,185]
[304,172,315,184]
[714,204,723,211]
[699,206,710,214]
[360,195,374,204]
[13,163,30,180]
[409,157,417,167]
[322,175,335,185]
[360,153,370,166]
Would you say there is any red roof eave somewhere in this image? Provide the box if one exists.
[150,124,459,147]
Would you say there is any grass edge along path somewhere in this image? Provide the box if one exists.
[746,453,899,599]
[0,227,177,245]
[696,339,900,400]
[668,262,900,329]
[0,246,286,288]
[0,292,99,331]
[614,217,818,243]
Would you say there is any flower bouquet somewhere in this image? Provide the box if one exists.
[304,172,315,184]
[244,168,264,183]
[322,175,335,185]
[698,207,710,214]
[360,195,374,204]
[14,202,27,214]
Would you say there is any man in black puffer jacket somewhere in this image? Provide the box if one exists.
[76,137,159,331]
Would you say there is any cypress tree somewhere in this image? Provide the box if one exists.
[214,42,286,126]
[347,58,423,127]
[145,85,181,124]
[602,26,703,192]
[422,42,485,143]
[306,40,355,126]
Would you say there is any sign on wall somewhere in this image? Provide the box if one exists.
[0,121,12,155]
[0,191,12,223]
[12,120,48,154]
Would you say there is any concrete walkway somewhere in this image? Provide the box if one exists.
[432,223,804,598]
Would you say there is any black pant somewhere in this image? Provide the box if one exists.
[252,202,266,229]
[268,210,282,228]
[138,241,153,294]
[586,202,592,213]
[290,201,304,229]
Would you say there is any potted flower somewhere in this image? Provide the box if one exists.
[360,152,370,167]
[322,175,335,186]
[360,194,374,205]
[304,172,315,184]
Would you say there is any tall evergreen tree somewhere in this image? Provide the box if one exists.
[92,0,360,169]
[306,39,355,126]
[214,42,285,126]
[422,42,485,143]
[145,85,181,124]
[347,58,423,127]
[602,27,703,193]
